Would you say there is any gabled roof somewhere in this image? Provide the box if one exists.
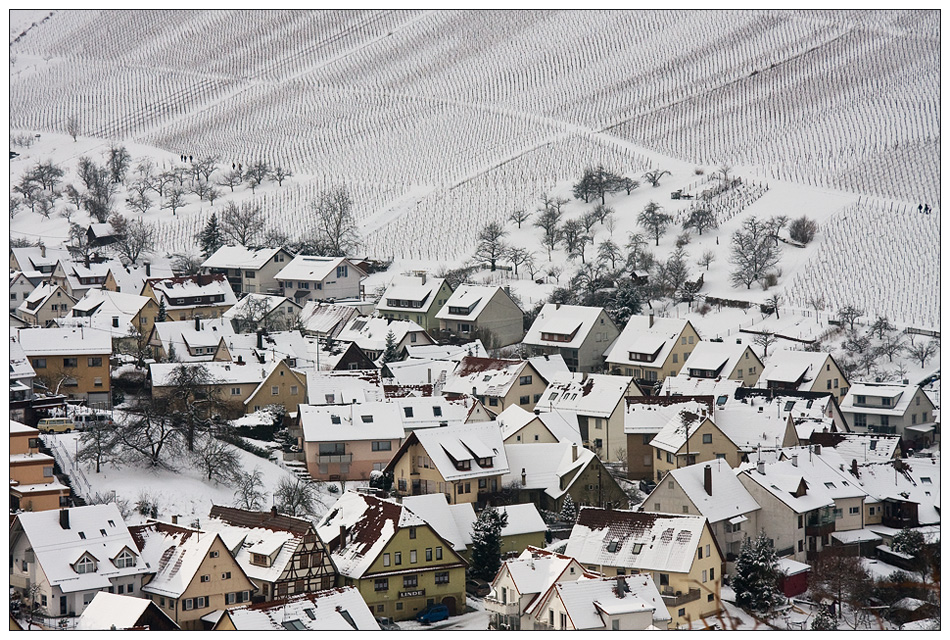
[404,340,487,361]
[275,255,364,282]
[336,316,429,353]
[393,422,509,482]
[390,395,473,430]
[565,508,709,574]
[683,341,756,376]
[16,326,112,355]
[224,330,314,369]
[526,354,572,384]
[222,293,301,322]
[12,504,150,594]
[201,245,284,270]
[106,260,174,295]
[625,398,713,435]
[218,587,379,631]
[852,457,939,525]
[547,575,670,629]
[535,373,635,418]
[150,317,234,361]
[300,402,405,443]
[10,246,71,275]
[714,393,828,450]
[523,304,612,349]
[384,357,456,386]
[297,300,361,337]
[840,382,933,417]
[149,360,279,387]
[77,592,178,631]
[604,315,693,366]
[435,284,510,321]
[72,288,151,318]
[306,369,384,405]
[657,459,761,524]
[660,375,744,398]
[500,547,587,611]
[495,405,581,443]
[376,274,448,313]
[145,274,237,307]
[817,433,901,463]
[650,414,722,455]
[442,356,530,398]
[9,337,35,380]
[759,350,834,387]
[18,281,75,313]
[131,524,227,598]
[501,442,596,500]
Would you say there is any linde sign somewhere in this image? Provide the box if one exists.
[399,589,425,598]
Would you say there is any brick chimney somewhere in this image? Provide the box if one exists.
[704,464,712,496]
[271,505,278,518]
[172,515,178,524]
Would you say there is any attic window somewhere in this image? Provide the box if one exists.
[632,544,644,555]
[404,407,414,418]
[325,394,335,403]
[824,482,836,489]
[483,375,492,382]
[362,415,374,423]
[921,477,932,484]
[250,553,272,567]
[607,539,619,553]
[869,441,877,450]
[78,532,86,540]
[331,415,341,425]
[304,609,316,620]
[282,620,307,631]
[549,393,558,401]
[433,406,442,417]
[716,396,727,407]
[75,555,96,574]
[108,520,116,527]
[841,481,849,486]
[784,401,795,411]
[100,529,107,537]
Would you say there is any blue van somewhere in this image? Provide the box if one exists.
[416,604,449,624]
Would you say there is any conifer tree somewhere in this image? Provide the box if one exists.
[732,530,782,613]
[196,211,223,257]
[470,506,509,581]
[380,330,400,365]
[157,298,167,322]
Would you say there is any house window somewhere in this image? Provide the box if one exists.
[520,395,530,405]
[371,441,392,452]
[403,575,418,588]
[222,572,231,579]
[336,265,348,278]
[362,414,374,423]
[88,357,102,367]
[702,433,712,444]
[63,357,78,368]
[75,556,96,574]
[849,507,860,515]
[659,573,669,586]
[231,387,241,396]
[404,407,414,418]
[673,353,678,364]
[271,386,279,395]
[426,548,433,562]
[702,569,708,583]
[519,375,532,385]
[114,549,136,568]
[395,552,402,565]
[854,414,867,427]
[33,358,46,368]
[488,397,498,406]
[436,547,443,560]
[560,613,568,629]
[435,571,449,584]
[200,575,210,582]
[409,527,417,539]
[383,553,390,567]
[375,578,389,592]
[410,550,417,564]
[678,608,686,618]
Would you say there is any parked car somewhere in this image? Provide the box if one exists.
[466,578,491,598]
[416,604,449,625]
[73,413,112,430]
[375,616,400,631]
[37,417,75,433]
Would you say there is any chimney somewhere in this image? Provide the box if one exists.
[521,468,527,486]
[649,313,654,328]
[572,443,578,462]
[791,454,798,467]
[814,444,821,455]
[257,330,264,350]
[704,464,712,496]
[40,242,46,258]
[339,525,347,547]
[59,509,70,529]
[421,273,426,285]
[195,316,201,331]
[534,408,540,415]
[271,505,278,518]
[237,355,244,365]
[172,515,178,525]
[112,316,119,328]
[756,460,765,475]
[144,261,151,277]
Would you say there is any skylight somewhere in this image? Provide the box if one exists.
[824,482,836,489]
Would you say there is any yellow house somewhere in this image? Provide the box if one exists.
[650,415,744,483]
[682,341,763,386]
[16,282,78,327]
[565,508,723,628]
[17,326,112,405]
[376,273,454,333]
[141,273,237,322]
[385,422,509,506]
[318,492,468,621]
[442,356,551,414]
[10,420,70,512]
[435,284,525,348]
[605,314,702,383]
[132,523,257,631]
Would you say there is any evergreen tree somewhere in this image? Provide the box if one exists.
[196,211,224,257]
[732,530,782,613]
[559,494,577,523]
[157,298,167,322]
[380,330,400,365]
[811,607,836,630]
[470,506,509,581]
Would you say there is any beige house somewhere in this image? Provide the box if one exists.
[275,255,366,302]
[840,382,937,445]
[522,303,620,373]
[495,404,581,445]
[17,326,112,405]
[201,245,293,295]
[442,356,552,413]
[624,396,715,482]
[604,314,702,384]
[131,522,257,631]
[300,402,405,481]
[222,293,302,333]
[70,288,160,347]
[565,508,723,628]
[529,574,671,631]
[16,282,78,327]
[650,414,743,483]
[376,273,454,332]
[435,284,524,348]
[142,273,237,321]
[385,422,509,507]
[681,340,763,386]
[10,420,70,513]
[759,350,850,398]
[534,373,640,463]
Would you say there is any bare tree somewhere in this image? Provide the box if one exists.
[109,214,156,264]
[683,205,718,236]
[313,185,360,256]
[194,155,220,183]
[161,186,187,216]
[535,205,563,260]
[191,433,241,484]
[906,340,937,368]
[274,477,324,517]
[474,221,508,271]
[697,249,716,271]
[106,143,132,184]
[270,166,293,186]
[233,467,268,510]
[730,216,781,289]
[220,200,266,247]
[67,222,97,268]
[766,293,781,319]
[505,246,532,276]
[754,332,778,358]
[789,215,819,244]
[597,238,622,270]
[876,334,904,362]
[642,168,671,187]
[837,305,863,332]
[218,168,244,193]
[508,208,530,229]
[66,115,80,141]
[637,201,671,246]
[562,219,591,263]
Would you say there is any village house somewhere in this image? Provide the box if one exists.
[10,505,153,619]
[201,245,294,295]
[810,432,903,464]
[681,340,763,386]
[10,420,70,513]
[203,505,337,601]
[564,508,723,628]
[522,303,620,373]
[840,382,937,447]
[70,288,160,347]
[9,271,36,313]
[147,317,235,362]
[275,255,366,302]
[852,456,939,538]
[534,372,640,463]
[529,574,671,631]
[296,300,362,338]
[649,407,744,482]
[759,349,850,398]
[10,335,69,424]
[736,445,869,563]
[49,259,112,300]
[211,587,379,630]
[222,293,302,333]
[85,221,119,247]
[299,402,405,482]
[10,244,71,280]
[375,273,454,333]
[335,315,435,361]
[130,521,257,631]
[485,546,590,631]
[659,374,744,399]
[495,404,581,446]
[305,369,386,406]
[624,395,715,482]
[501,442,629,513]
[435,284,525,348]
[17,326,112,406]
[312,337,378,371]
[223,329,315,370]
[385,422,509,507]
[604,314,702,385]
[102,259,174,295]
[317,491,468,621]
[16,282,78,327]
[388,395,480,432]
[442,355,554,413]
[402,494,547,561]
[141,273,237,321]
[641,459,761,574]
[75,592,180,631]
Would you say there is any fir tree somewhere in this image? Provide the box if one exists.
[196,211,223,257]
[157,298,167,322]
[559,494,577,523]
[732,530,782,613]
[380,330,400,365]
[470,506,509,581]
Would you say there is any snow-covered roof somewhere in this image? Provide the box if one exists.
[442,356,529,398]
[661,459,761,524]
[526,353,572,383]
[146,274,237,307]
[551,575,670,629]
[132,524,221,599]
[16,326,113,355]
[149,360,277,387]
[106,260,174,295]
[535,373,635,418]
[649,412,715,455]
[826,433,901,463]
[714,394,830,451]
[523,304,608,349]
[501,442,595,501]
[435,284,505,321]
[659,375,743,398]
[759,350,832,387]
[840,382,931,417]
[404,340,487,361]
[407,422,509,482]
[10,246,71,275]
[296,301,360,337]
[10,419,38,435]
[389,395,472,430]
[275,255,358,282]
[201,245,283,270]
[306,369,384,405]
[502,547,586,609]
[624,398,712,435]
[150,317,234,361]
[376,274,447,313]
[565,508,708,574]
[13,504,150,594]
[316,491,430,579]
[604,315,693,367]
[384,357,456,387]
[851,457,939,525]
[775,557,810,577]
[18,281,72,311]
[402,494,473,551]
[682,341,754,376]
[224,330,314,369]
[72,287,151,318]
[222,293,300,321]
[336,316,427,353]
[220,587,379,630]
[300,402,405,443]
[76,592,174,630]
[9,337,35,380]
[830,529,883,545]
[495,404,581,444]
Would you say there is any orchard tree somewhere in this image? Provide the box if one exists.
[194,155,220,182]
[313,185,360,256]
[106,143,132,184]
[683,205,718,236]
[270,166,293,186]
[906,340,937,368]
[732,530,782,613]
[562,219,591,263]
[597,238,622,270]
[837,305,863,331]
[233,467,268,511]
[730,216,781,289]
[754,332,778,358]
[505,246,532,276]
[67,223,97,268]
[161,186,187,217]
[110,214,156,264]
[637,201,671,246]
[508,208,530,229]
[697,249,716,271]
[654,248,690,299]
[66,115,80,141]
[218,168,244,192]
[469,506,509,581]
[221,200,266,248]
[274,477,323,517]
[789,215,818,244]
[535,201,564,260]
[642,168,671,187]
[869,316,895,340]
[474,221,508,271]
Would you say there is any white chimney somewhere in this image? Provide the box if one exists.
[791,454,798,467]
[757,460,766,475]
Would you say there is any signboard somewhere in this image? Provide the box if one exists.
[399,589,425,598]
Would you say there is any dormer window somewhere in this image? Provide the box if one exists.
[250,553,271,567]
[361,415,374,423]
[331,415,341,425]
[114,549,136,568]
[433,406,442,417]
[478,457,493,468]
[455,459,471,471]
[75,555,97,574]
[632,543,644,554]
[607,539,619,553]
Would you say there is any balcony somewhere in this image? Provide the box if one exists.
[661,588,701,607]
[484,598,520,617]
[317,453,352,464]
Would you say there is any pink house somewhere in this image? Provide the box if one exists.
[300,403,404,482]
